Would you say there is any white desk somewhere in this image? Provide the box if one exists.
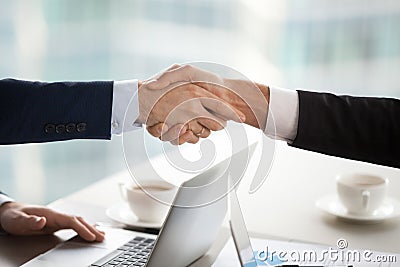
[1,142,399,266]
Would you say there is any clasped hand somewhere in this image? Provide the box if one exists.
[139,64,269,144]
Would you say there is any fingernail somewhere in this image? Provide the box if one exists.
[35,217,42,223]
[240,114,246,122]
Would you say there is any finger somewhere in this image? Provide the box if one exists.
[146,65,195,90]
[187,120,210,138]
[146,64,182,90]
[169,129,196,145]
[186,131,200,144]
[28,215,47,231]
[196,124,211,138]
[170,139,179,146]
[194,81,226,98]
[166,63,181,71]
[193,83,246,122]
[187,120,202,136]
[67,216,97,242]
[179,130,199,145]
[143,64,181,88]
[160,124,187,141]
[148,64,224,90]
[11,211,46,234]
[77,217,105,242]
[146,123,168,138]
[15,213,46,234]
[200,94,245,123]
[197,116,226,132]
[146,124,161,138]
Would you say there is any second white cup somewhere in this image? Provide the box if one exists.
[336,173,388,215]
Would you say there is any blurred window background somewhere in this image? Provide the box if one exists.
[1,0,399,204]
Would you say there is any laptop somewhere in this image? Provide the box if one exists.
[229,185,355,267]
[229,181,260,267]
[23,143,257,267]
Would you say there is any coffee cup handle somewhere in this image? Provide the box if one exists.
[362,190,370,211]
[118,183,127,201]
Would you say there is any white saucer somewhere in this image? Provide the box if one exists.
[106,203,163,229]
[316,194,400,224]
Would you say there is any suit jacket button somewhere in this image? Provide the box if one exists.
[44,124,55,133]
[77,122,87,132]
[66,123,76,133]
[55,124,65,133]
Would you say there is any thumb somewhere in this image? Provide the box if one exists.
[200,94,245,123]
[192,83,246,123]
[145,64,182,90]
[26,215,46,231]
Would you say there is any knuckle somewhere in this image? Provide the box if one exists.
[147,129,156,136]
[187,90,201,100]
[71,215,82,223]
[182,64,192,72]
[171,140,178,146]
[214,122,225,131]
[171,63,180,69]
[68,216,77,223]
[186,84,198,93]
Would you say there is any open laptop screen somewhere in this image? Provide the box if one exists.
[229,183,258,267]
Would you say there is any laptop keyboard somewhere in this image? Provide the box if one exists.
[90,236,155,267]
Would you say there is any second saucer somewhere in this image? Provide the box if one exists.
[316,194,400,224]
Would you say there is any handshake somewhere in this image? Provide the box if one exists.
[135,64,271,145]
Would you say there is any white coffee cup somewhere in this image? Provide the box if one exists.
[119,180,177,223]
[336,173,388,215]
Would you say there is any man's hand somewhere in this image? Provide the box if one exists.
[197,79,270,129]
[0,202,104,242]
[137,64,246,143]
[146,64,270,144]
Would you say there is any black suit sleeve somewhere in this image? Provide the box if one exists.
[0,78,114,144]
[290,90,400,168]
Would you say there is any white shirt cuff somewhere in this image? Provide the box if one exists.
[0,193,14,206]
[264,87,299,142]
[111,80,141,135]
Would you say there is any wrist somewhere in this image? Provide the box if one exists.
[252,82,270,130]
[0,201,17,215]
[137,81,167,125]
[0,202,17,231]
[136,82,146,124]
[255,83,270,104]
[222,78,270,129]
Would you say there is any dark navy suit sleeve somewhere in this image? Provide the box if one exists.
[0,78,113,144]
[290,90,400,168]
